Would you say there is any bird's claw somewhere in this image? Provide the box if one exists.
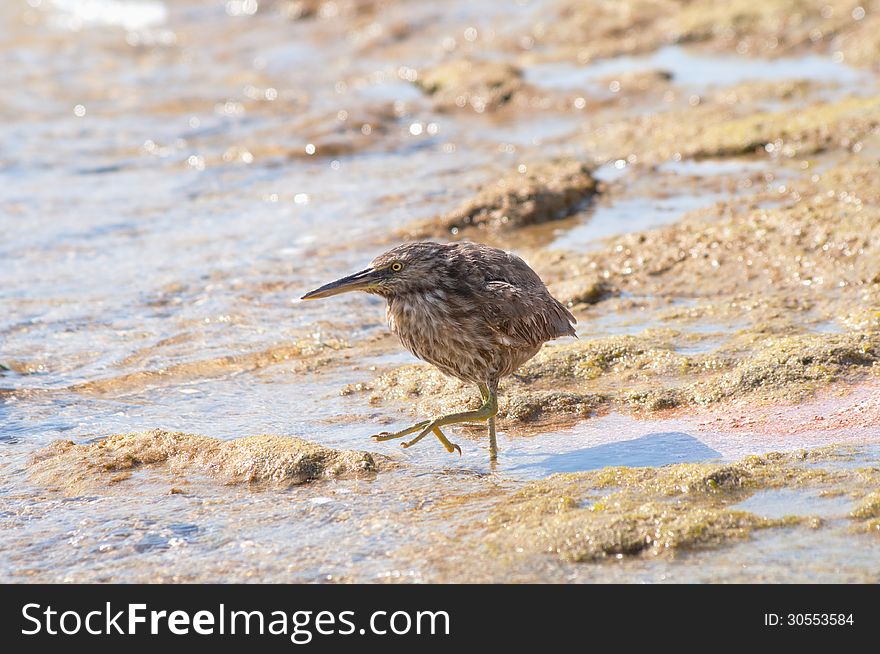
[372,422,462,456]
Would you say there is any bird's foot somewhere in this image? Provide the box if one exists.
[400,423,461,455]
[371,418,467,455]
[371,432,401,442]
[399,426,461,455]
[433,426,462,456]
[370,420,431,442]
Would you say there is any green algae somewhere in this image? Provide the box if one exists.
[851,490,880,520]
[692,97,880,158]
[29,429,386,493]
[521,332,688,382]
[847,481,880,534]
[479,448,868,562]
[683,332,880,404]
[502,390,607,422]
[531,331,880,410]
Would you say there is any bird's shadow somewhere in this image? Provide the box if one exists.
[512,431,722,474]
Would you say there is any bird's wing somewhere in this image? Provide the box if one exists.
[481,280,576,348]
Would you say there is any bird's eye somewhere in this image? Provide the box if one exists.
[391,262,403,272]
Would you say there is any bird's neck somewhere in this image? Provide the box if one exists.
[385,291,447,334]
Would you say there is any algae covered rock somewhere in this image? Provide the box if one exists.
[405,159,598,237]
[416,59,523,113]
[685,332,880,405]
[538,0,880,63]
[587,95,880,163]
[350,325,880,426]
[692,96,880,158]
[851,490,880,520]
[29,429,385,492]
[850,490,880,534]
[72,338,349,395]
[502,390,606,422]
[481,451,849,562]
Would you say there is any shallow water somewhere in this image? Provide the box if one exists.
[551,192,726,250]
[3,0,880,583]
[525,45,871,97]
[552,157,789,251]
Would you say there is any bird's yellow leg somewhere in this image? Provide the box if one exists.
[479,384,499,461]
[402,391,498,449]
[487,417,497,463]
[398,425,461,455]
[432,426,462,455]
[371,419,431,442]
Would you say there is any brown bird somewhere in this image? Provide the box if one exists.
[301,241,576,458]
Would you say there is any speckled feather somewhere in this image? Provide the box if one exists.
[369,241,576,386]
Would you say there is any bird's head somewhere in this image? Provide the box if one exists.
[301,242,450,301]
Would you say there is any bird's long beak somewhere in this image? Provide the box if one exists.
[301,267,378,300]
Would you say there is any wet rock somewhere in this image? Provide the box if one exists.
[711,79,819,106]
[674,0,873,57]
[851,490,880,520]
[534,0,677,61]
[628,387,684,411]
[843,308,880,332]
[522,332,688,383]
[346,333,677,425]
[544,331,880,408]
[345,365,602,430]
[409,445,880,575]
[71,338,349,395]
[685,333,880,405]
[498,502,779,562]
[347,364,479,420]
[479,451,849,562]
[273,0,386,21]
[849,486,880,534]
[837,14,880,67]
[588,96,880,163]
[521,156,880,418]
[243,104,398,163]
[276,0,322,20]
[0,360,39,375]
[536,0,880,62]
[353,327,880,425]
[548,276,613,307]
[595,69,674,94]
[502,390,606,422]
[416,59,523,113]
[404,159,598,237]
[693,96,880,158]
[29,429,385,493]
